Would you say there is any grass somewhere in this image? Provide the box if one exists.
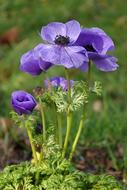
[0,0,127,187]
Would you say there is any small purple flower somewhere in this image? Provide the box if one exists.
[75,27,119,72]
[44,77,74,91]
[34,20,88,69]
[11,90,37,115]
[20,49,52,76]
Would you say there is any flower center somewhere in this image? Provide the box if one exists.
[84,44,96,52]
[55,35,70,45]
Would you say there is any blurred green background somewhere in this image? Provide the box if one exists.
[0,0,127,179]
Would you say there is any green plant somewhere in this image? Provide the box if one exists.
[0,18,122,189]
[0,141,122,190]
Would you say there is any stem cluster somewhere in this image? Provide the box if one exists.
[22,64,92,184]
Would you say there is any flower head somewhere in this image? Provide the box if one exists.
[44,77,74,91]
[34,20,88,69]
[75,27,118,72]
[20,49,52,76]
[11,90,36,115]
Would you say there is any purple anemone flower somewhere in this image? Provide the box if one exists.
[44,77,74,91]
[75,27,119,72]
[34,20,88,69]
[11,90,36,115]
[20,49,52,76]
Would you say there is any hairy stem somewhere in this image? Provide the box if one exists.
[69,113,86,161]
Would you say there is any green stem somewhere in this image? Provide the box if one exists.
[25,123,38,164]
[35,148,43,185]
[69,113,85,161]
[62,67,73,158]
[62,111,72,158]
[39,98,46,142]
[65,68,71,103]
[35,99,46,185]
[57,113,62,147]
[53,104,59,144]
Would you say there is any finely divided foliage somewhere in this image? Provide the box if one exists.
[0,20,121,189]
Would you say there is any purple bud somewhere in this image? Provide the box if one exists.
[11,90,36,115]
[44,76,74,91]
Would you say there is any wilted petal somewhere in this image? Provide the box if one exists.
[41,22,66,44]
[65,20,81,44]
[89,52,119,72]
